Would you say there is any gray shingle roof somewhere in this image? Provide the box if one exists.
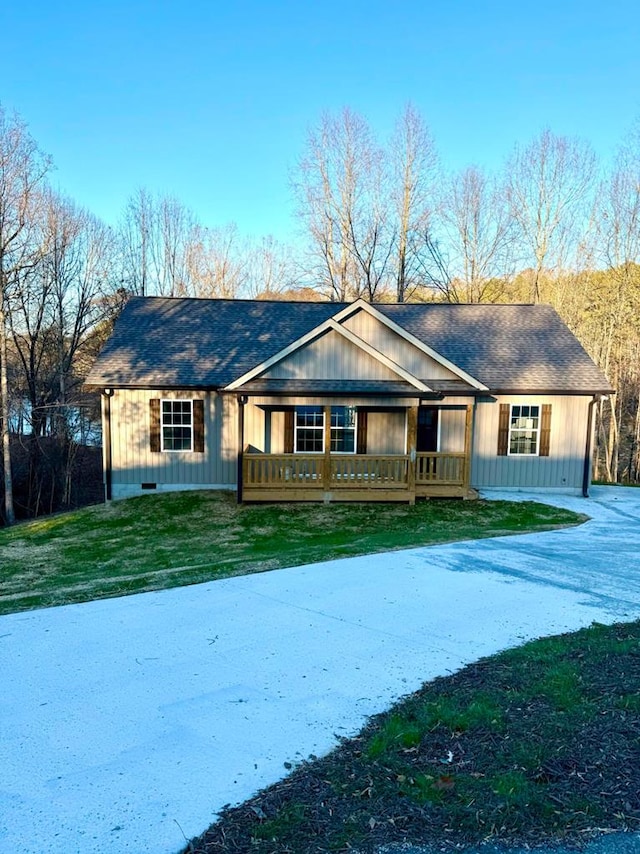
[378,303,612,392]
[86,297,612,394]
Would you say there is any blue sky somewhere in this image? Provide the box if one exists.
[2,0,639,242]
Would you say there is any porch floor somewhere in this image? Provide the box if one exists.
[241,486,479,503]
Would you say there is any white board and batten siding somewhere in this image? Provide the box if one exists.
[341,310,460,380]
[366,411,406,455]
[472,395,590,491]
[262,330,401,381]
[107,389,237,499]
[438,401,468,454]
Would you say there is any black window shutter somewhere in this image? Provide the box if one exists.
[539,404,552,456]
[284,410,294,453]
[193,399,205,452]
[357,409,368,454]
[497,403,509,456]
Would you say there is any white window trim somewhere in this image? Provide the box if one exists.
[293,406,358,454]
[507,403,540,457]
[160,398,194,453]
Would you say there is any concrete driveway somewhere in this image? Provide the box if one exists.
[1,486,639,854]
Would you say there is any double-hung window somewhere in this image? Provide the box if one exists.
[330,406,356,452]
[161,399,193,451]
[294,406,357,453]
[508,404,540,455]
[294,406,324,452]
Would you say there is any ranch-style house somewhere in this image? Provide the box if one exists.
[87,296,613,503]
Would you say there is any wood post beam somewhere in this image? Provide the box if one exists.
[407,405,418,505]
[463,403,473,489]
[237,394,247,503]
[323,404,332,494]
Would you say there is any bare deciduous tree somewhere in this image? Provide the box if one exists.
[294,108,390,301]
[0,107,51,524]
[507,128,596,303]
[390,104,438,302]
[244,235,299,298]
[440,165,514,303]
[590,125,640,481]
[120,187,154,296]
[8,190,116,513]
[412,231,455,301]
[120,189,196,296]
[185,223,249,298]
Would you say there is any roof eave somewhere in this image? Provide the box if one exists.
[486,387,615,396]
[84,381,224,392]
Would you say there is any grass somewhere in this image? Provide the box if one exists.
[186,620,640,854]
[0,490,585,615]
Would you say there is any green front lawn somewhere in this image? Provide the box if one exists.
[0,490,585,615]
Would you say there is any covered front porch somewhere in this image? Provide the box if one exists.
[237,399,477,503]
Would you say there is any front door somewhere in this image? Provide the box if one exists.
[417,406,439,452]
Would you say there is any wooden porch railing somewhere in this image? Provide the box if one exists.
[243,452,469,493]
[244,454,324,488]
[330,455,409,488]
[415,452,467,486]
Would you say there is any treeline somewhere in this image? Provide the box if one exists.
[1,104,639,523]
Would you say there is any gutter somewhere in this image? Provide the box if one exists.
[102,389,114,501]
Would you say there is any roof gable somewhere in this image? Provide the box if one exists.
[227,300,487,392]
[227,319,431,392]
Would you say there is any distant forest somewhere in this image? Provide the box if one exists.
[1,104,638,523]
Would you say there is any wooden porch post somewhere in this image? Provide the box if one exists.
[323,404,332,498]
[237,394,247,504]
[407,405,418,505]
[463,403,473,490]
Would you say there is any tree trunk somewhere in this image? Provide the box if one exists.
[0,297,15,524]
[633,394,640,483]
[604,395,619,483]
